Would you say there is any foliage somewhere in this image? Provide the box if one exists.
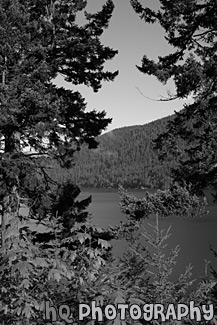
[0,208,113,324]
[130,0,217,199]
[0,0,118,212]
[114,188,217,325]
[130,2,217,322]
[61,213,195,325]
[0,0,118,323]
[1,1,217,324]
[118,184,207,220]
[50,116,175,189]
[94,215,211,325]
[123,215,194,305]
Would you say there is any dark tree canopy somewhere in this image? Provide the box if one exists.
[0,0,117,155]
[0,3,119,320]
[0,0,119,248]
[131,0,217,198]
[0,0,118,203]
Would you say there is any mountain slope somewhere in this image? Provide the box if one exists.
[67,115,175,189]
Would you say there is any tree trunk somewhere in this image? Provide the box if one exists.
[5,131,21,153]
[0,59,21,248]
[1,186,20,248]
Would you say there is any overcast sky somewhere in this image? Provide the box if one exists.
[55,0,191,133]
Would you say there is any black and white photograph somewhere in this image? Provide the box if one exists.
[0,0,217,324]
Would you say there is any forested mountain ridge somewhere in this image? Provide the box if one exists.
[51,115,176,189]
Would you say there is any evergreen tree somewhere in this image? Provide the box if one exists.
[0,0,118,245]
[130,0,217,198]
[0,1,118,322]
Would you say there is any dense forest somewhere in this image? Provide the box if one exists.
[48,115,177,189]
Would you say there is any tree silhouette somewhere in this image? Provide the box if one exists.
[131,0,217,198]
[0,0,118,245]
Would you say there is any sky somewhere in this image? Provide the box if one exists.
[54,0,191,133]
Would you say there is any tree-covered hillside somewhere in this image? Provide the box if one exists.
[49,115,176,189]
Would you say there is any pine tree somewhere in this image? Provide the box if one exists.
[0,1,118,322]
[0,0,118,246]
[130,0,217,198]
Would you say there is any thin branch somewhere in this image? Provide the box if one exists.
[192,38,206,49]
[40,165,58,186]
[193,28,216,39]
[136,87,178,102]
[22,152,49,157]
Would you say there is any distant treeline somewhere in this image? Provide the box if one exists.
[47,115,178,189]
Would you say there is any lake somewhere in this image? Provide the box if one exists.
[79,188,217,285]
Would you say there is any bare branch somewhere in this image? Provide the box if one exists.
[193,28,216,38]
[136,87,178,102]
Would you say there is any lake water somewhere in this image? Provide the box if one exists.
[79,188,217,285]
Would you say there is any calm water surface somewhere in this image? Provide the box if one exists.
[79,188,217,283]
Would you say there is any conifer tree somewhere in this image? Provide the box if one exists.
[130,0,217,198]
[0,0,118,245]
[0,1,118,323]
